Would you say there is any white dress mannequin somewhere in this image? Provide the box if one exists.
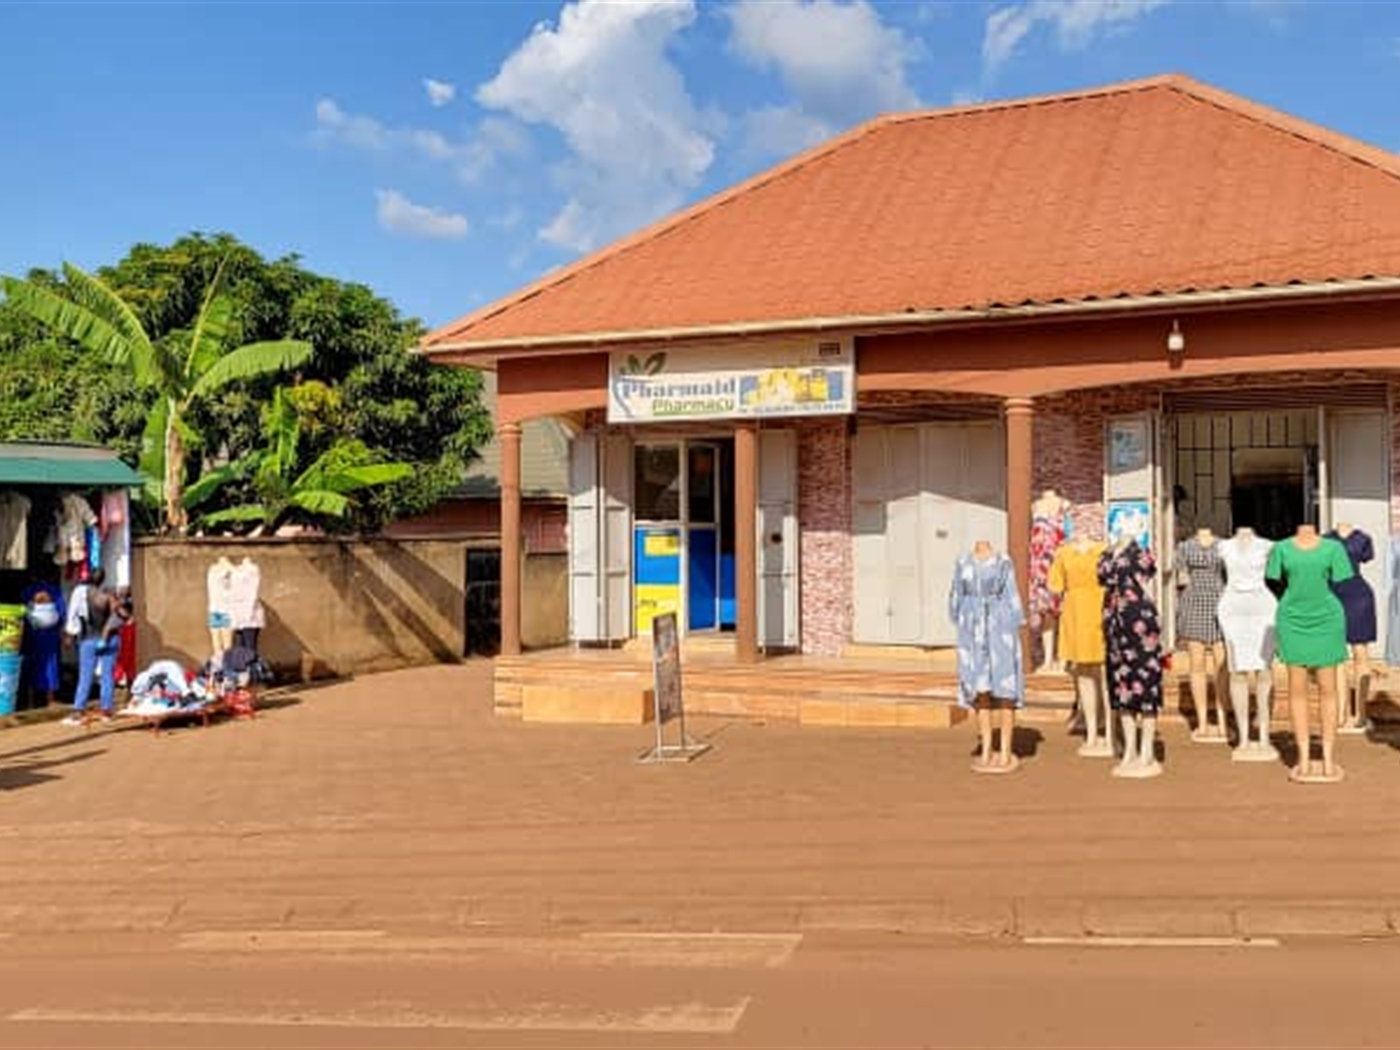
[1217,527,1279,762]
[228,556,265,648]
[206,556,235,657]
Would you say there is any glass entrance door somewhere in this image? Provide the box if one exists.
[632,439,734,636]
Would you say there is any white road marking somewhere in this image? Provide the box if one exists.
[10,998,752,1034]
[178,929,803,969]
[1023,936,1281,948]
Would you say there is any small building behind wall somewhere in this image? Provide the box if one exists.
[422,75,1400,719]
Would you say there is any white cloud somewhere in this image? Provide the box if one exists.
[983,0,1171,72]
[314,98,529,184]
[725,0,922,160]
[374,189,469,240]
[423,78,457,107]
[476,0,716,253]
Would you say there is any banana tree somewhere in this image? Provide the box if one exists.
[0,261,312,532]
[185,387,414,533]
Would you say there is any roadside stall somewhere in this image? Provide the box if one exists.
[0,441,142,714]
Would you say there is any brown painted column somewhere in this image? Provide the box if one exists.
[734,422,759,663]
[1004,397,1034,675]
[499,421,523,657]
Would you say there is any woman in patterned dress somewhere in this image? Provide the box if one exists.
[1098,538,1166,776]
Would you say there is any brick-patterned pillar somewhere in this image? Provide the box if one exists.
[735,422,759,663]
[1005,398,1034,673]
[499,422,523,657]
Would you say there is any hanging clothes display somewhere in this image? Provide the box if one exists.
[948,551,1025,708]
[1098,540,1165,715]
[1325,528,1377,645]
[1048,540,1106,664]
[1216,532,1277,672]
[1174,535,1225,644]
[0,491,32,570]
[53,492,97,568]
[1027,512,1066,632]
[228,557,265,652]
[1265,536,1353,667]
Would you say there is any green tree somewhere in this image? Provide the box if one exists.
[0,261,312,532]
[1,233,491,533]
[185,387,413,532]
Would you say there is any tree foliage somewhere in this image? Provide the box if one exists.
[0,233,491,534]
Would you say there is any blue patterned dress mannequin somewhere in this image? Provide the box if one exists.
[949,551,1026,708]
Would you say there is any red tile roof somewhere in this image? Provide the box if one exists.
[423,75,1400,354]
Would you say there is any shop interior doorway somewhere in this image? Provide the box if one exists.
[632,438,736,635]
[1172,410,1319,541]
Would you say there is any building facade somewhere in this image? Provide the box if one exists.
[422,76,1400,669]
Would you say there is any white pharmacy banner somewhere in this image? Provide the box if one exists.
[608,339,855,423]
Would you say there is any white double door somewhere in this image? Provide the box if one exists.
[853,421,1007,646]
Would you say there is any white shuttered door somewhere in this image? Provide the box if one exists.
[757,429,800,650]
[851,421,1006,646]
[568,432,633,644]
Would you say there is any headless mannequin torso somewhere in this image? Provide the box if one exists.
[1177,526,1229,744]
[1050,532,1113,757]
[962,540,1022,775]
[1102,535,1164,779]
[1329,522,1373,734]
[1030,489,1072,673]
[1218,527,1279,762]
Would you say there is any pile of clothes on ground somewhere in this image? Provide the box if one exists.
[123,647,273,721]
[123,660,217,719]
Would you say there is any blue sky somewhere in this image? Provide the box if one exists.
[3,1,1400,330]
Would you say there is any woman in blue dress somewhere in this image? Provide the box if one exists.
[20,576,65,709]
[949,542,1025,773]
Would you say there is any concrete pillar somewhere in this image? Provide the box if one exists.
[499,422,523,657]
[1005,397,1034,675]
[735,422,759,663]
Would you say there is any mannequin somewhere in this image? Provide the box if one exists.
[1325,522,1375,734]
[950,539,1025,774]
[1029,489,1072,673]
[1049,531,1113,757]
[228,556,265,653]
[1217,527,1279,762]
[206,555,235,657]
[1098,534,1165,778]
[1265,523,1352,783]
[1175,526,1228,743]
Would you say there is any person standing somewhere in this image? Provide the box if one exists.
[20,574,65,709]
[61,568,119,725]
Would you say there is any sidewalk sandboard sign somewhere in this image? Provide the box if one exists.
[637,612,711,764]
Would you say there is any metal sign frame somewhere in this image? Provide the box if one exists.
[637,612,711,764]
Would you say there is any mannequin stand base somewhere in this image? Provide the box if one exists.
[1231,742,1280,763]
[1112,759,1164,779]
[1076,738,1116,758]
[1337,720,1371,737]
[972,755,1022,775]
[1190,727,1230,745]
[1290,766,1345,785]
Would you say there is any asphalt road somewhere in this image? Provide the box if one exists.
[1,928,1396,1049]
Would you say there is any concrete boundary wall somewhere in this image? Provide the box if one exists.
[132,537,566,679]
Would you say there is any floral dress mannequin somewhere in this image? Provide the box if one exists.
[1097,539,1166,777]
[1028,489,1071,671]
[949,544,1025,773]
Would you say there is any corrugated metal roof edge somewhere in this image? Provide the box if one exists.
[419,74,1400,355]
[418,276,1400,364]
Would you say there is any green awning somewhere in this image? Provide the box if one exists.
[0,443,143,488]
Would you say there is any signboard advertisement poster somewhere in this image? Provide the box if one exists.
[608,340,855,423]
[639,612,710,764]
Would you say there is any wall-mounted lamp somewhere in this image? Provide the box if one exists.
[1164,319,1187,355]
